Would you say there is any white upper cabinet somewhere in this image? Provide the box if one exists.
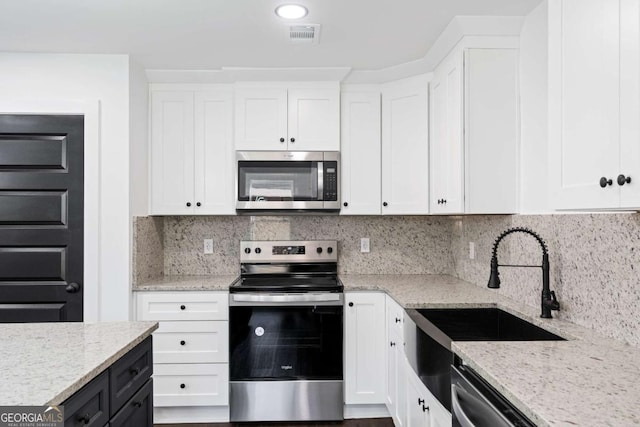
[381,75,430,215]
[340,89,382,215]
[429,53,464,214]
[150,86,235,215]
[234,84,339,151]
[429,46,519,215]
[549,0,640,209]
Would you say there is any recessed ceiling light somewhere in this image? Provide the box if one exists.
[275,4,308,20]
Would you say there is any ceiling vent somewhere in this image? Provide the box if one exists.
[288,24,321,44]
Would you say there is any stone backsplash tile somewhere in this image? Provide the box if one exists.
[452,213,640,347]
[132,216,164,285]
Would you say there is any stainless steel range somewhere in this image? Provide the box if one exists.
[229,240,344,422]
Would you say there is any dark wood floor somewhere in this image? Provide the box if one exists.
[156,418,394,427]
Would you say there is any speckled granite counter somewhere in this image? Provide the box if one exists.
[132,274,238,291]
[0,321,158,406]
[340,274,640,427]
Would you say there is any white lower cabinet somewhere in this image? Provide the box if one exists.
[135,291,230,423]
[344,292,387,405]
[404,358,451,427]
[386,296,406,427]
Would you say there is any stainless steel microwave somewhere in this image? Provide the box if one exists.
[236,151,340,212]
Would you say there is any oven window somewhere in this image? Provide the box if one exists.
[237,161,318,201]
[230,306,343,380]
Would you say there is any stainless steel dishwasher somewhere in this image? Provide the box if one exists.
[451,357,535,427]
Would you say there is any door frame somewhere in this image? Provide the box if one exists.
[0,99,100,321]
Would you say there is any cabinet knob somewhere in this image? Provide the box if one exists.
[280,137,285,143]
[180,340,186,346]
[395,317,401,323]
[180,305,186,310]
[133,401,143,408]
[422,404,430,412]
[65,282,81,293]
[443,199,447,204]
[343,202,348,207]
[290,137,295,143]
[129,367,140,376]
[390,341,396,347]
[600,177,613,188]
[437,199,441,204]
[196,202,201,207]
[383,202,388,207]
[77,413,91,424]
[617,174,632,186]
[418,398,425,405]
[186,202,192,207]
[180,383,186,389]
[348,302,353,307]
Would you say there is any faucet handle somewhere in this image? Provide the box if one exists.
[549,291,560,310]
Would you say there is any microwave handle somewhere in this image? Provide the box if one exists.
[318,161,324,201]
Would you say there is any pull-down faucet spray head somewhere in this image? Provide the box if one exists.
[487,255,500,289]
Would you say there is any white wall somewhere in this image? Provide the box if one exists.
[519,1,550,213]
[129,60,149,217]
[0,53,132,321]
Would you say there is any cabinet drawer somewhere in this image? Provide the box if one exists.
[63,370,109,427]
[109,336,153,416]
[137,292,228,321]
[386,296,404,336]
[154,363,229,407]
[154,321,228,364]
[110,378,153,427]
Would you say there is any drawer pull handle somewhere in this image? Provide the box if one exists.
[129,367,140,376]
[133,401,143,408]
[77,413,91,424]
[180,305,186,310]
[180,340,186,346]
[180,383,186,389]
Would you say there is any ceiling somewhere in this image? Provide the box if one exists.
[0,0,541,71]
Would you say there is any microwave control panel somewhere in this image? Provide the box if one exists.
[323,161,338,201]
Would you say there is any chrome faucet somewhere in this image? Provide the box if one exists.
[487,227,560,318]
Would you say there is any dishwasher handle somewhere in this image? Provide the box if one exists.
[452,384,476,427]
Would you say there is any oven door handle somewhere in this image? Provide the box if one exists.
[231,293,343,305]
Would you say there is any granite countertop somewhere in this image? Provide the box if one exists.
[132,274,238,291]
[0,321,158,406]
[131,273,640,425]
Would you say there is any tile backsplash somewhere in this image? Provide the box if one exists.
[133,212,640,346]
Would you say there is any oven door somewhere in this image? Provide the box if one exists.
[229,299,343,380]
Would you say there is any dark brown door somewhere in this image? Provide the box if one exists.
[0,114,84,322]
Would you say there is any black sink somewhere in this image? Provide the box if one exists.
[415,307,565,342]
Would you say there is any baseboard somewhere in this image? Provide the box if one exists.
[154,406,230,424]
[344,404,390,419]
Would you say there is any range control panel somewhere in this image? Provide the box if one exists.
[240,240,338,263]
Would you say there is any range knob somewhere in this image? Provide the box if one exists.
[244,248,251,254]
[327,247,333,254]
[255,247,262,254]
[317,247,323,254]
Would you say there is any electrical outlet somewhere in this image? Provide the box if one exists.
[204,239,214,254]
[360,238,370,253]
[469,242,475,260]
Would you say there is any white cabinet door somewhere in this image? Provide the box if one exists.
[405,358,430,427]
[382,77,430,214]
[344,292,386,405]
[549,0,621,209]
[194,89,235,214]
[340,90,381,215]
[288,88,340,151]
[234,88,288,151]
[464,48,519,214]
[150,91,195,214]
[387,329,406,427]
[620,0,640,208]
[429,54,464,214]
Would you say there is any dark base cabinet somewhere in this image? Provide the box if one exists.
[63,337,153,427]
